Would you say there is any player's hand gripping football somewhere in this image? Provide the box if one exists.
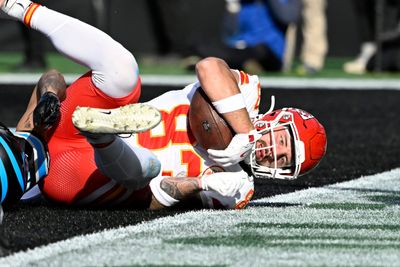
[33,91,61,130]
[207,130,261,167]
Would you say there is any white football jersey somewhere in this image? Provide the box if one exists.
[123,70,262,179]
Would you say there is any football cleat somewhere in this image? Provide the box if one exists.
[72,103,162,134]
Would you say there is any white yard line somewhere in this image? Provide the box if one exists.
[0,168,399,267]
[1,73,400,90]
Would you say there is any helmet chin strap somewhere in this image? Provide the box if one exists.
[266,95,275,114]
[251,96,275,122]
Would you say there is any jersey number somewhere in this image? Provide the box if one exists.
[137,105,201,177]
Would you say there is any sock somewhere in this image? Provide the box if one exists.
[94,138,161,190]
[27,4,138,98]
[359,42,377,64]
[4,1,138,98]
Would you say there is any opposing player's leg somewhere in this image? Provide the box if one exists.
[1,0,138,98]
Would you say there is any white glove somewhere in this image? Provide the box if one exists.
[201,172,247,197]
[207,130,261,167]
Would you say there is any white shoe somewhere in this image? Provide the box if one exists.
[343,42,376,75]
[72,103,162,134]
[1,0,32,19]
[343,59,367,74]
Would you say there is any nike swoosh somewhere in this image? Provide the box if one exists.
[100,111,112,115]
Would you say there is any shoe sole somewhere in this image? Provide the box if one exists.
[72,103,162,134]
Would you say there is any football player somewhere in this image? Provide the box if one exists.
[1,0,326,211]
[0,69,66,252]
[73,57,327,209]
[0,69,63,226]
[1,0,254,210]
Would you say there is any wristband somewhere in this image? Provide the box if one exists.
[212,94,246,114]
[149,176,179,207]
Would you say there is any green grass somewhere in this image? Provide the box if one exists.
[0,52,88,74]
[2,52,400,78]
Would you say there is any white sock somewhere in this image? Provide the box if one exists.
[359,42,377,64]
[29,5,138,97]
[4,1,138,97]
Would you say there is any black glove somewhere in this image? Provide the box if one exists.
[33,91,61,130]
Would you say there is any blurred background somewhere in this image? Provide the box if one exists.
[0,0,399,77]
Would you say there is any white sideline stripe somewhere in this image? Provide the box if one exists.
[1,168,400,267]
[1,73,400,89]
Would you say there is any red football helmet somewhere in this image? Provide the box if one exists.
[248,108,327,179]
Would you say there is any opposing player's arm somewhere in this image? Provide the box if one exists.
[195,57,254,134]
[17,69,67,137]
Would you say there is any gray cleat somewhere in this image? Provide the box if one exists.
[72,103,162,134]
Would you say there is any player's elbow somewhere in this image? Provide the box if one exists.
[195,57,227,79]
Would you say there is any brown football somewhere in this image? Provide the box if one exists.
[188,87,234,150]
